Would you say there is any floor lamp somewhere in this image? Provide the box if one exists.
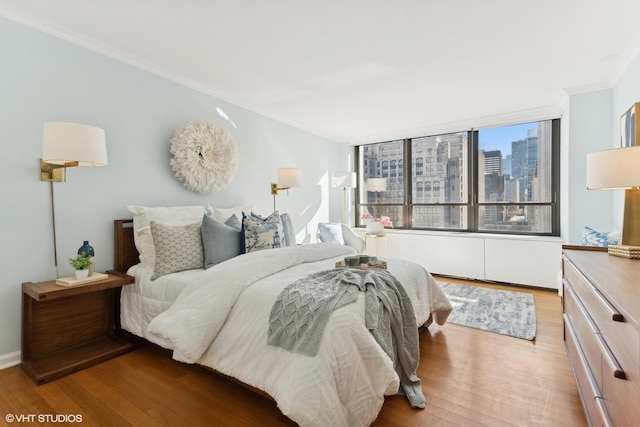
[332,172,356,224]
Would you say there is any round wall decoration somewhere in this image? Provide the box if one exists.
[170,120,238,194]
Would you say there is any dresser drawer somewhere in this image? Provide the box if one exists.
[564,315,611,427]
[563,255,640,426]
[563,281,607,389]
[563,258,637,371]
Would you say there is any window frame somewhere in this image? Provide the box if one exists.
[354,119,561,236]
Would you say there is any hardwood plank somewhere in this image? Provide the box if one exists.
[1,276,587,426]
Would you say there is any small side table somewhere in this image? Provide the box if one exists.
[21,271,134,385]
[364,232,387,256]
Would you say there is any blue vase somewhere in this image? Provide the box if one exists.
[78,241,95,276]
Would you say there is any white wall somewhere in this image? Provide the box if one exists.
[612,47,640,229]
[0,17,349,358]
[564,89,614,244]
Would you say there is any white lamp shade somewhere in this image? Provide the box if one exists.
[586,146,640,190]
[278,168,301,188]
[366,178,387,192]
[42,121,108,166]
[332,172,357,188]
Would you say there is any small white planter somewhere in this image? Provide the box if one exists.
[75,269,89,280]
[365,222,385,235]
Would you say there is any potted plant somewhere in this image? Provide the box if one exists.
[69,251,92,279]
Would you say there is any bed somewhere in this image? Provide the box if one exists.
[113,211,451,427]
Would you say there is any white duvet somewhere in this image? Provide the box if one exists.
[142,244,451,427]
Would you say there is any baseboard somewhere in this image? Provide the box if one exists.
[0,351,21,370]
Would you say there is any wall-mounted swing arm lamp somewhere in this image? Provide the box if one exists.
[40,121,108,269]
[271,168,301,211]
[586,145,640,248]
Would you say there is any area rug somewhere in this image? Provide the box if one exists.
[438,282,536,340]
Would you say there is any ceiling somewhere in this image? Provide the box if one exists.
[2,0,640,144]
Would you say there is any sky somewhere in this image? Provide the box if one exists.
[478,122,537,155]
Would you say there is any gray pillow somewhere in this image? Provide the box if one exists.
[201,214,243,269]
[225,213,242,231]
[318,223,345,245]
[151,221,204,280]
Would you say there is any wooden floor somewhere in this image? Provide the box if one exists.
[0,277,586,426]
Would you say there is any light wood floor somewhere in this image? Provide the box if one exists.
[0,277,586,426]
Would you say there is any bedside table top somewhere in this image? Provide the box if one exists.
[22,271,134,302]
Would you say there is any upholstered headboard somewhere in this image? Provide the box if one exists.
[114,219,139,274]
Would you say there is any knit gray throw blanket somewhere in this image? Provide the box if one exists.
[267,268,425,408]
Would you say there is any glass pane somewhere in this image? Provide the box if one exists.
[478,121,553,203]
[478,205,552,233]
[411,133,468,203]
[358,206,403,229]
[358,141,404,204]
[412,206,468,230]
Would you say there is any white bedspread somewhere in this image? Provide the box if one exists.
[145,243,451,427]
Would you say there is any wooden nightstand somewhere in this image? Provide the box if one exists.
[21,271,134,385]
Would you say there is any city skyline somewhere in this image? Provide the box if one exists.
[358,120,553,233]
[478,122,538,156]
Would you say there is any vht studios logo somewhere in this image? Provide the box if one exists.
[5,413,83,423]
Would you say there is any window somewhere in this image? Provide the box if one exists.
[355,119,560,235]
[357,140,404,228]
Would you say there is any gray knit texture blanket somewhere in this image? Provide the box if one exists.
[267,268,425,408]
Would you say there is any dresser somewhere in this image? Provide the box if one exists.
[562,247,640,427]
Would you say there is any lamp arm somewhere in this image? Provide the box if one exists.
[40,159,78,182]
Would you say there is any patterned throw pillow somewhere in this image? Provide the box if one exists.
[581,226,621,247]
[242,211,284,253]
[151,221,204,280]
[127,205,205,273]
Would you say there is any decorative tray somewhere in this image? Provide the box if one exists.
[55,272,109,287]
[335,260,388,270]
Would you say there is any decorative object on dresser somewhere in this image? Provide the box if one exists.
[270,167,301,211]
[39,121,108,269]
[562,246,640,427]
[22,271,134,385]
[586,143,640,253]
[170,120,237,195]
[438,282,536,340]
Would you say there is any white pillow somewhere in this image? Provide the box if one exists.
[207,205,255,223]
[127,205,206,272]
[317,223,345,245]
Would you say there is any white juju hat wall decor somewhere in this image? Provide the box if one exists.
[170,120,238,194]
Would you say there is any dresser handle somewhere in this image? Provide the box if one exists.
[566,258,624,322]
[595,333,626,379]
